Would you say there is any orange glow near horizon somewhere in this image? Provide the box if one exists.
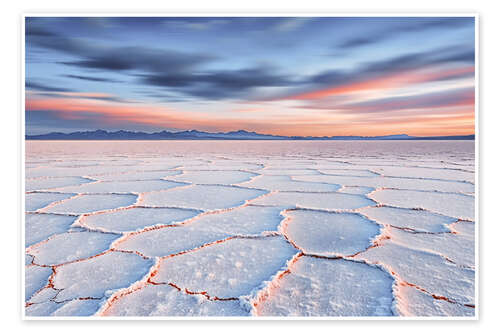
[26,61,475,139]
[287,66,474,101]
[26,93,475,137]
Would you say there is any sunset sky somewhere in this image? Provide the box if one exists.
[25,16,475,136]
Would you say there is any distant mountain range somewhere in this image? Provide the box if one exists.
[26,129,475,141]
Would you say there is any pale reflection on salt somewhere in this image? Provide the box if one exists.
[26,139,474,159]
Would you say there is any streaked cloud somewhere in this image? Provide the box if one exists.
[62,74,124,83]
[337,17,473,49]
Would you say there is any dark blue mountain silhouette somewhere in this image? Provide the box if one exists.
[26,129,474,141]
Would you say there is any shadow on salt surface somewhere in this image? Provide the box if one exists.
[396,285,474,317]
[102,284,249,316]
[26,164,179,178]
[43,193,137,214]
[165,170,257,185]
[257,168,320,176]
[115,206,287,257]
[260,159,315,169]
[250,191,374,211]
[368,189,474,221]
[281,210,380,256]
[365,165,475,183]
[25,254,34,265]
[293,174,474,193]
[254,256,394,316]
[141,184,267,211]
[26,176,94,192]
[388,226,475,268]
[178,161,263,171]
[115,225,230,258]
[25,265,52,301]
[25,192,76,212]
[51,299,103,317]
[239,175,341,192]
[50,160,102,168]
[186,205,286,235]
[317,168,380,177]
[82,207,201,233]
[90,170,182,182]
[151,237,299,299]
[27,231,122,266]
[52,251,153,302]
[338,186,375,195]
[356,241,475,305]
[450,220,474,237]
[28,286,58,304]
[358,206,456,233]
[25,213,76,247]
[26,300,64,317]
[403,161,475,173]
[54,179,188,194]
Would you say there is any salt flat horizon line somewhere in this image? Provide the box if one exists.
[25,129,475,140]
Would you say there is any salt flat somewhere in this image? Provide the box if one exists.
[24,140,475,317]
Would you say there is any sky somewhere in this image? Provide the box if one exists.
[25,16,475,136]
